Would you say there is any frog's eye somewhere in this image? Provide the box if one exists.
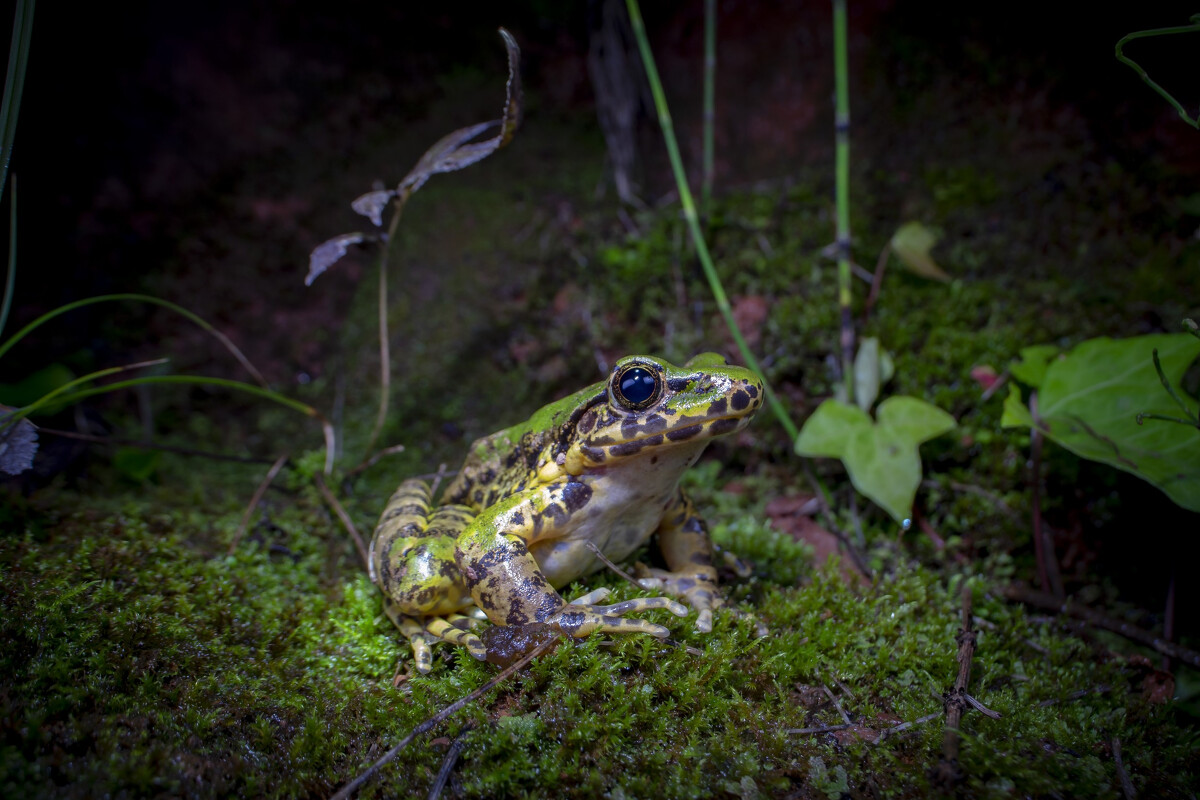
[612,365,661,410]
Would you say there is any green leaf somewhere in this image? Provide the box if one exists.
[794,399,871,459]
[876,396,957,443]
[889,221,951,282]
[1033,333,1200,511]
[1000,383,1034,428]
[796,396,956,523]
[1009,344,1060,388]
[853,337,882,412]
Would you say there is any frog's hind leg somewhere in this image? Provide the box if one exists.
[639,491,724,633]
[383,601,488,674]
[371,480,485,673]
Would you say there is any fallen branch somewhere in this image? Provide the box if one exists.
[229,453,289,554]
[314,473,369,570]
[329,636,557,800]
[931,586,978,793]
[1002,585,1200,669]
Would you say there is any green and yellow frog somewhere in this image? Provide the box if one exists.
[369,353,763,673]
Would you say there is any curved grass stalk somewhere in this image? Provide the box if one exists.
[1,174,15,337]
[0,292,268,387]
[0,0,35,198]
[1115,15,1200,129]
[20,373,335,475]
[0,358,168,426]
[624,0,798,441]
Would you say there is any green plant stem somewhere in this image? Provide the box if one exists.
[1150,347,1198,422]
[1,173,15,337]
[1115,15,1200,129]
[625,0,798,441]
[701,0,716,219]
[0,358,168,427]
[833,0,855,401]
[36,374,335,475]
[0,0,35,198]
[363,194,409,459]
[0,292,268,387]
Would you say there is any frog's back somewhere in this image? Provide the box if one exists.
[440,379,605,510]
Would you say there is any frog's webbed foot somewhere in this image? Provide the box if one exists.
[383,598,487,674]
[540,586,688,640]
[633,564,723,633]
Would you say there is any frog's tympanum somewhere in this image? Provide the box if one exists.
[369,353,763,672]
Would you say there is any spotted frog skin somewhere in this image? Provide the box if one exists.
[369,353,763,673]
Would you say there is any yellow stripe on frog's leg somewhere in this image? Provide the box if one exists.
[422,617,488,662]
[383,598,435,674]
[456,490,674,642]
[648,490,723,633]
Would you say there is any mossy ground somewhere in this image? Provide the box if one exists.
[4,7,1200,798]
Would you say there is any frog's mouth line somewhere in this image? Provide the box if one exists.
[582,413,752,461]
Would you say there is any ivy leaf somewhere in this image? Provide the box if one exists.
[1009,344,1060,388]
[890,221,951,282]
[796,396,956,523]
[1030,333,1200,511]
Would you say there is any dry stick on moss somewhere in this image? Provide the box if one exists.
[1002,585,1200,669]
[426,722,474,800]
[1111,736,1137,800]
[329,636,558,800]
[875,712,941,744]
[821,683,852,725]
[625,0,797,442]
[1036,685,1112,708]
[228,453,290,555]
[314,472,369,570]
[344,443,406,478]
[931,585,978,793]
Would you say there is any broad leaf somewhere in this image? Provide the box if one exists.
[1009,344,1060,388]
[796,396,956,522]
[1000,383,1034,428]
[890,221,951,282]
[1032,333,1200,511]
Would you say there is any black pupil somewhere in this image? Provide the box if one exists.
[618,367,657,407]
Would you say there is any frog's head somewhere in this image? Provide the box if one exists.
[560,352,763,470]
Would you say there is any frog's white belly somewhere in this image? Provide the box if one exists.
[530,442,708,587]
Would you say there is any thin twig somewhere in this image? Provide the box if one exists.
[345,443,407,478]
[963,693,1002,719]
[822,683,852,725]
[1111,737,1136,799]
[229,453,289,554]
[314,473,369,570]
[861,242,889,324]
[426,722,474,800]
[876,712,941,743]
[785,723,851,735]
[1002,585,1200,669]
[585,541,647,593]
[329,636,557,800]
[1036,685,1112,708]
[931,585,977,792]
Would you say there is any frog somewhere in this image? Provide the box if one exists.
[368,352,764,673]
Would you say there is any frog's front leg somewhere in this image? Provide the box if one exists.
[638,490,723,632]
[455,485,685,640]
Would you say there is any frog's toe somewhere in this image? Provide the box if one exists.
[633,566,722,631]
[589,595,689,618]
[423,617,488,662]
[546,606,671,640]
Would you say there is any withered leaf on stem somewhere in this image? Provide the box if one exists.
[305,232,366,286]
[306,28,522,281]
[0,404,38,475]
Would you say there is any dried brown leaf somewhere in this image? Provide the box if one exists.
[0,404,38,475]
[306,232,366,286]
[395,28,522,198]
[351,189,396,227]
